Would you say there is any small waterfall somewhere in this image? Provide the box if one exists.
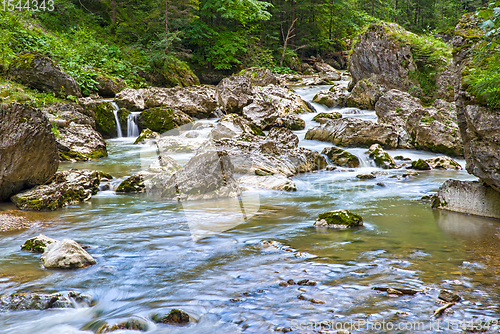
[127,112,141,137]
[357,153,374,168]
[111,102,123,138]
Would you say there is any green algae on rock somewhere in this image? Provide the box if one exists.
[314,210,363,229]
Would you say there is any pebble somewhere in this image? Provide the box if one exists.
[0,213,31,232]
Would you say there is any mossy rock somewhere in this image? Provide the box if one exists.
[152,309,190,325]
[94,102,117,138]
[138,107,193,134]
[134,128,160,144]
[312,112,342,122]
[411,159,431,170]
[321,146,359,168]
[314,210,363,228]
[21,235,56,253]
[368,144,397,169]
[116,175,145,193]
[160,57,200,88]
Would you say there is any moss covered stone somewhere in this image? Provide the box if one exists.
[116,175,145,193]
[9,52,41,70]
[21,234,56,253]
[368,144,397,169]
[312,112,342,122]
[152,309,190,325]
[314,210,363,229]
[139,107,193,134]
[411,159,431,170]
[134,128,160,144]
[94,102,117,138]
[322,146,359,168]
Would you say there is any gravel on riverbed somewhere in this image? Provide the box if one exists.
[0,213,32,232]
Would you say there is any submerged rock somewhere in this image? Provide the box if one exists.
[11,169,102,211]
[367,144,397,169]
[21,234,57,253]
[237,175,297,191]
[0,103,59,201]
[321,146,359,168]
[314,210,363,229]
[153,309,191,326]
[0,291,92,311]
[41,239,96,269]
[356,173,376,179]
[432,179,500,219]
[96,319,149,333]
[438,290,461,303]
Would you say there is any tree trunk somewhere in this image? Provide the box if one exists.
[165,0,169,54]
[280,18,298,67]
[111,0,117,34]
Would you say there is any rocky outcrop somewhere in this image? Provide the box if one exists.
[312,88,348,108]
[367,144,397,169]
[375,89,423,127]
[216,76,254,114]
[433,180,500,220]
[21,234,57,253]
[314,210,363,229]
[0,103,59,201]
[274,114,306,130]
[305,118,399,148]
[11,169,103,210]
[321,146,360,168]
[138,107,193,134]
[41,239,96,269]
[212,114,264,140]
[7,51,81,97]
[239,67,278,86]
[0,292,91,311]
[346,77,385,110]
[237,175,297,191]
[242,101,280,130]
[314,62,341,81]
[56,123,108,161]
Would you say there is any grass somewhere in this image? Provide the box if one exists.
[0,77,68,108]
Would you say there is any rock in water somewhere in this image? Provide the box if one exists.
[57,123,108,161]
[425,156,462,170]
[346,78,385,110]
[138,107,193,134]
[21,234,57,253]
[433,179,500,219]
[153,309,191,325]
[0,103,59,201]
[367,144,397,169]
[237,175,297,191]
[411,159,431,170]
[41,239,96,269]
[7,51,81,97]
[314,210,363,229]
[11,169,102,211]
[322,146,360,168]
[0,292,92,311]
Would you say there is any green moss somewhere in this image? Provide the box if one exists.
[85,149,107,160]
[431,196,447,208]
[317,210,363,227]
[249,124,265,136]
[116,175,145,193]
[140,107,193,133]
[312,112,342,121]
[94,102,117,138]
[9,52,41,70]
[21,238,53,253]
[420,116,436,123]
[411,159,431,170]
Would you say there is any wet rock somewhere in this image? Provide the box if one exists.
[21,234,57,253]
[0,103,59,201]
[314,62,341,81]
[242,101,280,130]
[237,175,297,191]
[216,76,254,114]
[312,112,342,123]
[138,107,193,134]
[57,123,108,161]
[279,281,289,287]
[239,67,278,86]
[0,291,91,311]
[322,146,359,168]
[346,77,385,110]
[314,210,363,229]
[312,89,348,108]
[287,279,296,285]
[41,239,96,269]
[96,319,149,333]
[373,287,420,295]
[394,155,411,161]
[368,144,397,169]
[153,309,191,325]
[268,127,299,149]
[438,290,461,303]
[425,156,462,170]
[7,51,81,97]
[213,114,264,140]
[309,298,325,304]
[326,165,337,171]
[305,118,399,149]
[11,169,102,211]
[116,175,146,193]
[297,279,317,286]
[274,114,306,130]
[356,173,376,179]
[432,180,500,219]
[410,159,431,170]
[134,128,161,144]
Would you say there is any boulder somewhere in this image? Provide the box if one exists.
[212,114,264,140]
[348,22,416,92]
[43,102,95,129]
[313,62,341,81]
[425,156,462,170]
[134,128,161,144]
[321,147,360,168]
[432,179,500,220]
[237,175,297,191]
[160,150,242,201]
[11,169,102,211]
[410,159,431,170]
[0,292,91,311]
[253,84,312,115]
[153,309,191,325]
[312,89,348,108]
[91,101,121,138]
[56,123,108,161]
[116,175,145,193]
[267,127,300,149]
[367,144,397,169]
[312,112,342,123]
[94,71,127,97]
[357,173,376,179]
[138,107,193,134]
[41,239,96,269]
[314,210,363,229]
[114,88,146,111]
[375,89,423,127]
[0,103,59,201]
[21,234,57,253]
[95,319,149,333]
[239,67,278,86]
[7,51,81,97]
[216,76,254,114]
[242,101,280,130]
[305,118,399,149]
[346,78,385,110]
[274,114,306,130]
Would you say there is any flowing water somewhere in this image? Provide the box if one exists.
[127,112,141,138]
[111,102,123,138]
[1,84,500,333]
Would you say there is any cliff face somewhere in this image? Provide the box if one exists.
[453,13,500,192]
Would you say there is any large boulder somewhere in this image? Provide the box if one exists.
[138,107,193,134]
[0,103,59,201]
[313,62,341,81]
[56,123,108,161]
[433,179,500,220]
[239,67,278,86]
[94,71,127,97]
[313,88,348,108]
[242,101,280,130]
[114,88,146,111]
[41,239,96,269]
[375,89,423,127]
[11,169,102,211]
[305,118,399,149]
[346,77,385,110]
[216,76,254,114]
[7,51,81,97]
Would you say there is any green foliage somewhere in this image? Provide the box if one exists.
[0,77,66,108]
[51,123,62,139]
[477,1,500,49]
[465,53,500,108]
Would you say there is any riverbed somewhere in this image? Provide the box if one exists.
[1,84,499,333]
